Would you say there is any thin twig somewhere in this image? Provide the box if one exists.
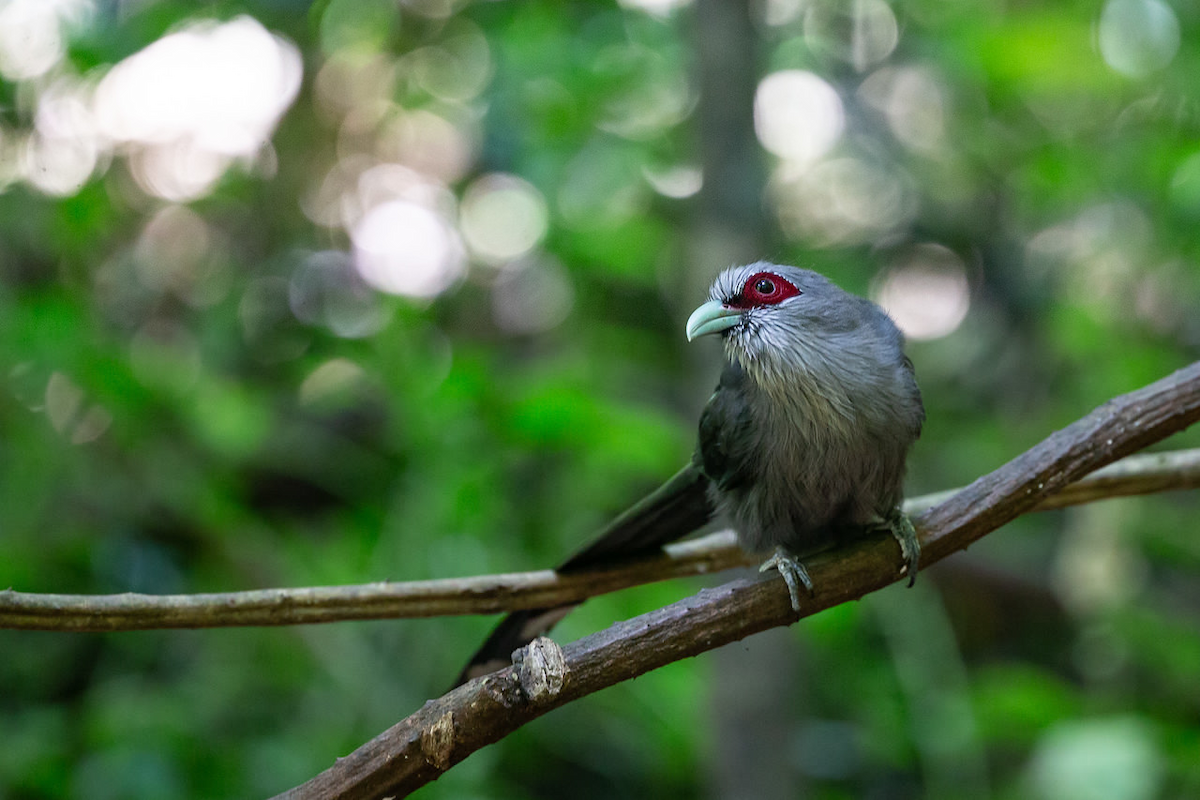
[3,448,1199,632]
[274,360,1200,800]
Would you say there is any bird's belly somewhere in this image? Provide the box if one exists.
[720,434,903,555]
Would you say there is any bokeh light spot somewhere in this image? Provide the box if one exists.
[353,162,457,233]
[1026,717,1162,800]
[289,250,391,338]
[804,0,899,71]
[403,0,462,20]
[314,53,396,123]
[1098,0,1179,78]
[45,371,83,434]
[617,0,693,16]
[491,257,575,334]
[405,23,492,103]
[376,109,475,185]
[21,131,99,196]
[26,75,104,195]
[319,0,398,56]
[875,244,970,341]
[93,15,301,200]
[134,206,211,292]
[45,371,111,444]
[299,358,367,409]
[352,200,465,298]
[558,143,647,228]
[460,173,549,265]
[754,70,844,165]
[773,157,914,246]
[643,164,702,198]
[859,66,947,154]
[1169,152,1200,217]
[596,45,695,141]
[133,205,229,307]
[0,0,91,81]
[1026,201,1150,314]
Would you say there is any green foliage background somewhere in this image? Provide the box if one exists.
[2,0,1199,797]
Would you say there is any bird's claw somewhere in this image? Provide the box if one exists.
[759,547,813,613]
[885,509,921,587]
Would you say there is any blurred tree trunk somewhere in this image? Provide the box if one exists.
[689,2,803,799]
[688,0,769,294]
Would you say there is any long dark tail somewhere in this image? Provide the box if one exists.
[453,464,714,686]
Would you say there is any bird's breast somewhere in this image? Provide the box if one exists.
[725,376,910,553]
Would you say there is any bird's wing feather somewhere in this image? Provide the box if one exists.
[453,463,714,686]
[558,463,713,570]
[697,363,757,492]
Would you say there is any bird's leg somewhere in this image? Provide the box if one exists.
[759,547,813,613]
[883,508,921,587]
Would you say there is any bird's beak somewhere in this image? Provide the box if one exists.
[685,300,743,341]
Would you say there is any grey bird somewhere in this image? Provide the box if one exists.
[455,262,924,686]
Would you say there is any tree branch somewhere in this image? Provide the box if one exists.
[4,448,1200,632]
[275,360,1200,800]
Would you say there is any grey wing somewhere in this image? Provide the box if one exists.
[453,463,714,687]
[902,354,926,439]
[559,464,714,569]
[696,362,759,492]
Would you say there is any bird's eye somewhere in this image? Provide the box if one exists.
[730,271,801,308]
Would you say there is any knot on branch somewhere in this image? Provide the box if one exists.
[419,711,455,770]
[513,636,567,701]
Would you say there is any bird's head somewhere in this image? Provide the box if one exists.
[685,262,884,384]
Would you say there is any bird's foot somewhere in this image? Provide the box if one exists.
[759,547,813,613]
[884,508,921,587]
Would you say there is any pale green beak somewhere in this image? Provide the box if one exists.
[685,300,743,341]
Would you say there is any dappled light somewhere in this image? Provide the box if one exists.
[376,108,475,184]
[460,173,549,265]
[802,0,898,71]
[45,371,111,444]
[875,244,971,341]
[859,66,948,155]
[642,163,702,198]
[3,12,301,200]
[491,256,576,334]
[352,199,466,298]
[133,205,226,306]
[1026,718,1163,800]
[94,19,300,155]
[299,357,368,409]
[618,0,693,18]
[403,23,492,103]
[1097,0,1179,78]
[289,251,392,339]
[772,156,915,246]
[0,0,92,81]
[754,70,844,165]
[21,118,100,196]
[1026,201,1153,318]
[93,17,301,199]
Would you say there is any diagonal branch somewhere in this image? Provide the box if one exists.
[275,361,1200,800]
[3,448,1200,632]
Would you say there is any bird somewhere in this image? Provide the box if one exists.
[455,262,924,686]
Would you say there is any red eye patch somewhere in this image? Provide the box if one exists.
[728,272,802,308]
